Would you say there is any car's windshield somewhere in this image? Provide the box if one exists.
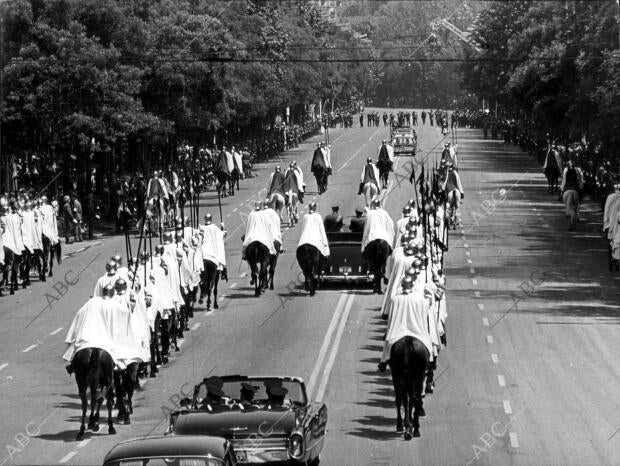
[113,457,224,466]
[195,377,306,405]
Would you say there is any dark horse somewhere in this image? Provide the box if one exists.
[311,148,329,195]
[544,149,561,194]
[42,235,62,278]
[199,259,220,310]
[389,336,430,439]
[377,151,393,190]
[363,239,391,294]
[296,244,323,296]
[72,348,116,440]
[114,362,139,425]
[245,241,270,296]
[0,247,20,295]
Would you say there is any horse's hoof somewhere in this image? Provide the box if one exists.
[41,276,46,282]
[76,430,84,441]
[418,406,426,417]
[213,302,219,309]
[396,422,403,432]
[175,346,180,352]
[404,431,413,441]
[124,417,131,425]
[150,372,157,378]
[425,384,434,395]
[198,299,203,305]
[377,290,383,295]
[269,284,274,290]
[413,429,420,438]
[109,426,116,435]
[91,423,100,432]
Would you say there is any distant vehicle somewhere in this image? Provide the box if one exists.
[168,375,327,465]
[103,435,238,466]
[391,126,417,156]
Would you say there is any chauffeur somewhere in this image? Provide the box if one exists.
[323,206,343,232]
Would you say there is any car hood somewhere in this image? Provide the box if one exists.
[174,408,299,438]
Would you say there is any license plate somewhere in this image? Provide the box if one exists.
[235,450,248,462]
[339,266,352,274]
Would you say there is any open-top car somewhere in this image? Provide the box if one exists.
[320,231,371,283]
[167,375,327,465]
[103,435,238,466]
[391,126,417,156]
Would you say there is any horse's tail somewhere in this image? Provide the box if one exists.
[88,348,101,371]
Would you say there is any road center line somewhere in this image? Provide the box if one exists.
[307,293,348,398]
[491,353,499,364]
[486,335,494,344]
[509,432,519,447]
[191,323,201,331]
[498,374,506,386]
[22,344,38,353]
[77,439,91,449]
[315,293,355,403]
[477,303,485,310]
[229,283,237,289]
[482,317,489,326]
[0,363,8,371]
[50,327,64,336]
[503,400,513,415]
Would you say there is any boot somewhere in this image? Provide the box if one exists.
[357,183,363,195]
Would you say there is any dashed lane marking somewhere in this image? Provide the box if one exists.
[76,439,91,449]
[474,291,481,298]
[467,259,472,264]
[465,251,470,256]
[232,208,238,213]
[62,255,69,260]
[76,247,85,252]
[491,353,499,364]
[22,344,38,353]
[50,327,64,336]
[472,279,478,285]
[239,203,244,207]
[59,452,77,464]
[230,283,237,289]
[503,400,513,415]
[482,317,489,326]
[219,296,225,301]
[478,303,485,310]
[470,267,475,274]
[191,323,201,331]
[0,363,7,371]
[498,374,506,387]
[509,432,519,448]
[486,335,494,344]
[464,243,469,248]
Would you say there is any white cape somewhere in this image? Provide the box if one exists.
[40,204,59,245]
[380,247,415,318]
[362,209,395,251]
[62,297,118,362]
[21,211,42,252]
[381,293,433,363]
[243,210,276,255]
[201,224,227,269]
[298,212,330,257]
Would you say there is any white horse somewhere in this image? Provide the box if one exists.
[286,192,299,227]
[563,189,580,230]
[446,189,461,229]
[362,182,379,208]
[269,192,286,223]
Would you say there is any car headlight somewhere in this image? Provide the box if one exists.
[289,432,304,459]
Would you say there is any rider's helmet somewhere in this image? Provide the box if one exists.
[111,255,122,266]
[275,166,281,173]
[371,198,381,209]
[105,260,118,273]
[262,199,270,209]
[254,201,262,211]
[367,157,373,164]
[138,252,148,263]
[402,205,411,215]
[309,201,317,213]
[407,199,416,208]
[155,245,164,255]
[163,231,173,244]
[102,285,115,299]
[291,161,297,167]
[204,213,212,224]
[401,275,414,294]
[184,216,190,226]
[114,278,127,294]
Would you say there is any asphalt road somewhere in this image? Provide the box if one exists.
[1,109,619,466]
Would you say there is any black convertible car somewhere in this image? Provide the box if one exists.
[167,375,327,465]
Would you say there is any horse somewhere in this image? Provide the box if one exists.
[199,259,220,311]
[268,252,279,291]
[72,348,116,440]
[215,169,231,198]
[114,362,139,425]
[544,164,561,194]
[377,157,392,190]
[296,244,322,296]
[312,166,329,195]
[363,239,391,294]
[245,241,270,296]
[41,235,61,278]
[0,247,20,295]
[362,182,380,208]
[269,192,286,223]
[445,189,460,229]
[563,189,580,230]
[389,336,430,439]
[286,192,299,228]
